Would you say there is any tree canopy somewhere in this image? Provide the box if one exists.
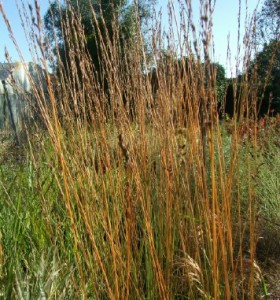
[257,0,280,44]
[253,40,280,115]
[44,0,155,72]
[253,0,280,115]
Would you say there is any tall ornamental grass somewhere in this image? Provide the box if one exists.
[1,0,279,298]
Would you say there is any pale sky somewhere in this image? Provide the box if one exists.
[0,0,262,76]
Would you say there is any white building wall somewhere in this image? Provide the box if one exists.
[0,62,38,133]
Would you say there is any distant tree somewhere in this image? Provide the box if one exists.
[224,40,280,119]
[223,76,242,119]
[211,63,227,104]
[44,0,155,73]
[252,40,280,115]
[233,0,280,117]
[257,0,280,44]
[43,0,156,120]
